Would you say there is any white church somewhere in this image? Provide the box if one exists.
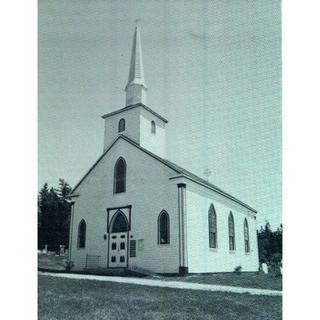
[67,26,259,275]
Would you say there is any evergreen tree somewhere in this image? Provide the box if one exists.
[38,183,49,249]
[38,180,72,251]
[57,179,72,198]
[45,187,60,251]
[57,179,72,250]
[257,222,282,264]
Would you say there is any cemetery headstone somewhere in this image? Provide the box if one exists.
[60,245,65,255]
[261,262,269,274]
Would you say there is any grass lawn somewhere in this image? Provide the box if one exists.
[38,252,67,271]
[38,253,282,291]
[160,273,282,291]
[39,275,282,320]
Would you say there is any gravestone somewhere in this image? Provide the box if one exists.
[261,263,269,274]
[59,245,65,255]
[42,245,48,254]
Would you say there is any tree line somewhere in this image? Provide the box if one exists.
[257,222,282,265]
[38,179,72,251]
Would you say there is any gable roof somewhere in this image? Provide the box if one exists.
[101,103,168,123]
[69,134,257,213]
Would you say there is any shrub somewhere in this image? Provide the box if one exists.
[270,253,282,264]
[234,265,242,274]
[65,260,74,272]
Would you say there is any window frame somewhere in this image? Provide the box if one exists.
[208,204,217,249]
[130,240,136,257]
[244,218,250,253]
[158,210,170,245]
[228,212,236,251]
[77,219,86,249]
[114,157,126,194]
[110,210,129,233]
[118,118,126,133]
[151,120,156,135]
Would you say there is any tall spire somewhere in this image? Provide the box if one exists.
[125,26,147,106]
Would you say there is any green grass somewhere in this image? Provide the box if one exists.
[159,273,282,291]
[38,253,67,271]
[38,253,282,291]
[38,275,282,320]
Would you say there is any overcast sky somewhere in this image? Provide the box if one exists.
[39,0,281,228]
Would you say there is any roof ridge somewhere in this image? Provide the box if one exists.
[101,103,168,123]
[119,135,257,213]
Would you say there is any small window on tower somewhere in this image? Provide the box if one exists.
[151,121,156,135]
[118,118,125,133]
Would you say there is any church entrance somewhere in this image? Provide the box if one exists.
[108,210,129,268]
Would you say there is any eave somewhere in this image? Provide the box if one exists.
[101,103,168,124]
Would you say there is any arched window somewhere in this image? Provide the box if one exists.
[228,212,235,251]
[111,211,129,233]
[77,219,86,249]
[118,118,125,133]
[208,204,217,248]
[151,121,156,134]
[244,218,250,253]
[114,157,126,193]
[158,211,170,244]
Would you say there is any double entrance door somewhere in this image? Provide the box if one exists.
[108,232,128,268]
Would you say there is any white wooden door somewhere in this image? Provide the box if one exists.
[109,232,127,267]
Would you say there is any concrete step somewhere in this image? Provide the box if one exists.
[126,266,158,277]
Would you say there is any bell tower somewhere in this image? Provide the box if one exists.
[125,26,147,106]
[102,26,167,159]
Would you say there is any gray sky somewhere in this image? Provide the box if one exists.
[39,0,281,228]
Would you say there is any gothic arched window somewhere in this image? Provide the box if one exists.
[118,118,125,133]
[114,157,126,193]
[151,120,156,134]
[111,211,129,233]
[158,211,170,244]
[228,212,235,251]
[208,204,217,248]
[244,218,250,253]
[77,219,86,249]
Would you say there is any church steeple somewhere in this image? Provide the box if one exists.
[125,26,147,107]
[102,25,167,157]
